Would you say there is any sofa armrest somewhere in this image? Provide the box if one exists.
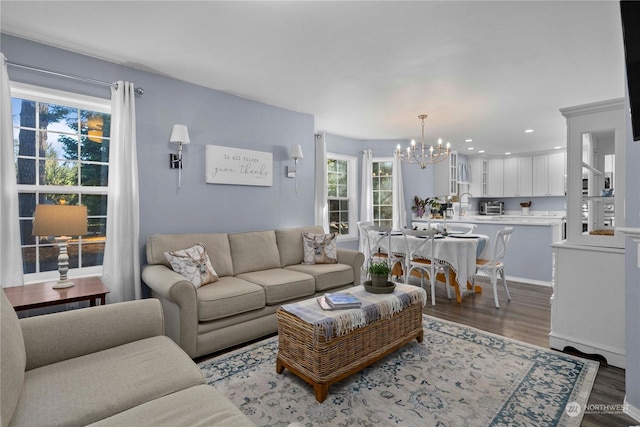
[337,248,365,286]
[21,299,164,371]
[142,264,199,358]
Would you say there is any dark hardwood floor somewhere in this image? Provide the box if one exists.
[419,276,637,427]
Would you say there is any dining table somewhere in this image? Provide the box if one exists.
[380,232,490,303]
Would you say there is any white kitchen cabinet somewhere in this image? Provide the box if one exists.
[486,158,503,197]
[468,157,486,197]
[503,157,532,197]
[433,150,458,197]
[548,151,566,196]
[550,243,625,368]
[503,158,518,197]
[533,151,566,196]
[550,98,626,368]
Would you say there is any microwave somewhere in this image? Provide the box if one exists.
[480,201,504,215]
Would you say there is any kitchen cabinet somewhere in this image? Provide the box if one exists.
[486,158,503,197]
[503,156,532,197]
[533,151,566,196]
[433,150,458,197]
[550,98,626,368]
[468,157,487,197]
[562,98,625,247]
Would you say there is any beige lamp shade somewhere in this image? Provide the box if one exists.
[170,124,190,145]
[32,205,88,237]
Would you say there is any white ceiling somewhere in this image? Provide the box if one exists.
[0,0,626,155]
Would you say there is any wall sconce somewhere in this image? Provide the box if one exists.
[287,144,303,192]
[169,124,190,190]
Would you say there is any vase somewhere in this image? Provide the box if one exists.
[522,207,530,215]
[371,274,388,287]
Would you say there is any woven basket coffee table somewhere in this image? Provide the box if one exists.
[276,284,426,402]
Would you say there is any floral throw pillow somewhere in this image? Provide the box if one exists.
[164,243,218,288]
[302,233,338,265]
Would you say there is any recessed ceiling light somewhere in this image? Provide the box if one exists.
[478,150,485,153]
[554,146,562,149]
[465,139,473,142]
[505,152,512,155]
[524,129,534,133]
[467,147,475,150]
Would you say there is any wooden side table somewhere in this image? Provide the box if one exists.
[3,276,109,312]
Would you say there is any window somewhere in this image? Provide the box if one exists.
[372,159,393,227]
[11,83,111,282]
[327,153,357,239]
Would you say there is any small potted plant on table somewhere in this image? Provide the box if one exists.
[369,261,391,287]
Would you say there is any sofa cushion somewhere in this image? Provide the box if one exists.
[229,230,281,275]
[165,243,219,288]
[302,232,338,264]
[236,268,315,305]
[147,233,234,277]
[10,336,204,427]
[285,263,354,292]
[275,226,324,266]
[1,291,26,425]
[197,276,265,322]
[87,385,255,427]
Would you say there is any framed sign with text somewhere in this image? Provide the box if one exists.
[205,145,273,186]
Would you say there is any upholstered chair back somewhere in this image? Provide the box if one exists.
[1,291,26,427]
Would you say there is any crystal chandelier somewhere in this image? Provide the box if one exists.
[396,114,450,169]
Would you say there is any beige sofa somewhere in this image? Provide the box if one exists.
[142,226,365,358]
[0,292,255,427]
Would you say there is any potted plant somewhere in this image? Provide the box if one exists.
[369,261,391,287]
[427,197,442,215]
[412,196,428,218]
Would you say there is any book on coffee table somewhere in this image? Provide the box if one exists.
[323,292,361,309]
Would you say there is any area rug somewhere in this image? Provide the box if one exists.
[199,315,598,426]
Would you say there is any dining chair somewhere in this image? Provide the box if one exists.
[401,228,452,305]
[360,224,404,280]
[471,227,514,308]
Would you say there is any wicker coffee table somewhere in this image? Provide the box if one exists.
[276,283,426,402]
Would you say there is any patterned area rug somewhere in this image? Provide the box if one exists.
[199,315,598,426]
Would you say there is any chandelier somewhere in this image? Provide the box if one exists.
[396,114,450,169]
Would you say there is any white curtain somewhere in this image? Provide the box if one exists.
[392,151,407,230]
[0,53,24,288]
[359,149,373,253]
[102,81,140,302]
[314,133,329,231]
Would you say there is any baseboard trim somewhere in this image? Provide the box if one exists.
[505,275,552,287]
[623,396,640,423]
[549,333,626,368]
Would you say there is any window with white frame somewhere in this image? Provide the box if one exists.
[11,83,111,282]
[327,153,357,239]
[372,158,393,227]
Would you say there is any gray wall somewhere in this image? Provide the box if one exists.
[624,79,640,415]
[325,133,437,250]
[2,34,315,267]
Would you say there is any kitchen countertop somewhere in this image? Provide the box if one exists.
[414,214,565,226]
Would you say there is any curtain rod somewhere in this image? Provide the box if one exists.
[5,60,144,95]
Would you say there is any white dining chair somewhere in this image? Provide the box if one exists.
[401,228,452,305]
[360,224,404,280]
[471,227,514,308]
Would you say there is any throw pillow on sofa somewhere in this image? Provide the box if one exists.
[164,243,218,287]
[302,233,338,264]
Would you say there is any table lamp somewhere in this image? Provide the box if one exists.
[32,204,88,289]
